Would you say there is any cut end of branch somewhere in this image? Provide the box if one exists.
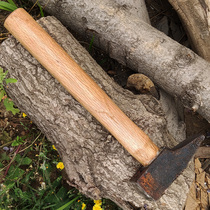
[192,104,199,112]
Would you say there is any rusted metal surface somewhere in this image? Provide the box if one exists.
[132,135,205,200]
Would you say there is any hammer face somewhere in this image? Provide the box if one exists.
[132,135,205,200]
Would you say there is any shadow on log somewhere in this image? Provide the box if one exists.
[0,16,193,209]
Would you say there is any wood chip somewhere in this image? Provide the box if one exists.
[185,158,210,209]
[200,190,208,209]
[207,175,210,186]
[194,158,203,174]
[208,193,210,208]
[196,172,206,189]
[185,182,200,210]
[195,147,210,158]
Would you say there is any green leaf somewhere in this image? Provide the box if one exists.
[22,170,33,183]
[0,1,17,11]
[21,157,32,165]
[5,78,17,84]
[14,154,22,162]
[0,183,15,196]
[0,131,12,143]
[0,69,8,83]
[56,196,80,210]
[7,0,17,7]
[11,140,20,146]
[14,187,23,198]
[12,136,24,146]
[0,90,6,101]
[8,167,25,180]
[57,186,68,200]
[3,98,20,115]
[42,204,57,209]
[7,165,15,175]
[0,152,10,161]
[88,35,95,52]
[37,1,44,17]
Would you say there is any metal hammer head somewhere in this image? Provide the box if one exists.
[131,135,205,200]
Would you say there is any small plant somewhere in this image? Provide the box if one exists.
[0,134,93,209]
[88,35,95,53]
[0,0,17,12]
[11,136,25,146]
[0,128,121,209]
[37,1,44,17]
[0,67,20,115]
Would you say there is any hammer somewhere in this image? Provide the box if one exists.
[4,8,205,200]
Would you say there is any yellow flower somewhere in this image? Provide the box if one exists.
[52,145,57,150]
[22,113,27,118]
[94,200,102,205]
[82,203,86,210]
[93,205,102,210]
[56,162,64,170]
[93,200,102,210]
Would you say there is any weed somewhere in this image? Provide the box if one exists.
[11,136,24,147]
[0,67,20,115]
[37,1,44,17]
[0,128,121,209]
[88,35,95,53]
[0,0,17,12]
[0,133,87,209]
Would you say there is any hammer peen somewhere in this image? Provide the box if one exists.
[4,8,205,200]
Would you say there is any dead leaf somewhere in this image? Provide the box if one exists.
[126,73,159,98]
[196,172,206,189]
[200,190,208,210]
[194,158,203,174]
[195,147,210,158]
[206,174,210,186]
[185,181,200,210]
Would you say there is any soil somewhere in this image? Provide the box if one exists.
[0,0,210,208]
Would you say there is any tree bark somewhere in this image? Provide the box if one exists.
[37,0,210,123]
[0,16,193,209]
[168,0,210,62]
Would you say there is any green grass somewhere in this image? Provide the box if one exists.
[0,0,17,12]
[0,130,91,209]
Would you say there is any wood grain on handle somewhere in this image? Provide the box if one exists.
[4,8,159,166]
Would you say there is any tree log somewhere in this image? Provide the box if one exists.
[37,0,210,123]
[168,0,210,62]
[0,16,192,209]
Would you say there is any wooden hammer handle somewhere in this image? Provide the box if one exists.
[4,8,159,166]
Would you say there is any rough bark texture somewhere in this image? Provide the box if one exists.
[0,17,193,210]
[112,0,151,24]
[168,0,210,61]
[37,0,210,123]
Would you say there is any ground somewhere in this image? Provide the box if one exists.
[0,0,210,209]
